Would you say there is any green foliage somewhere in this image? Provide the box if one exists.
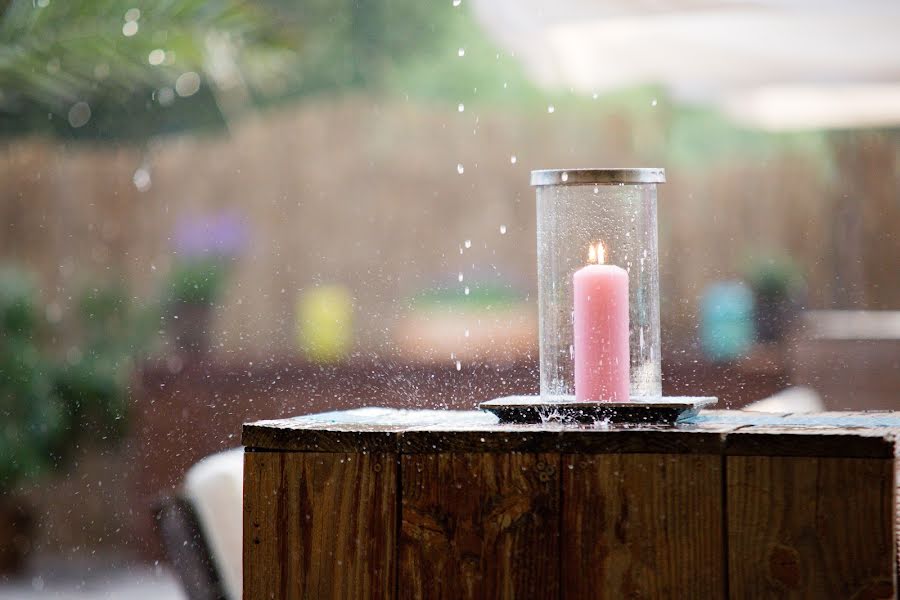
[0,266,152,492]
[165,258,228,306]
[0,0,458,141]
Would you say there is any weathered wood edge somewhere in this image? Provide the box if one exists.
[242,411,900,458]
[725,427,900,458]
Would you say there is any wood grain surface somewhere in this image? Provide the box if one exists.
[399,452,560,599]
[727,456,895,599]
[243,451,397,600]
[562,453,724,599]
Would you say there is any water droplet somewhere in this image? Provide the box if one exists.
[133,167,151,192]
[547,105,555,114]
[122,20,138,36]
[35,0,49,7]
[499,225,507,234]
[175,71,201,97]
[456,163,464,174]
[592,92,598,99]
[593,185,599,194]
[464,329,470,337]
[510,155,517,164]
[452,0,461,6]
[464,239,471,248]
[148,49,165,66]
[464,287,470,295]
[458,272,464,282]
[457,103,464,112]
[651,98,658,107]
[457,48,465,57]
[124,7,140,21]
[561,172,569,182]
[455,360,462,371]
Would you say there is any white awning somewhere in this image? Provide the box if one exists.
[471,0,900,129]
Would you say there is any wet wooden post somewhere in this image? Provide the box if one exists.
[243,409,899,599]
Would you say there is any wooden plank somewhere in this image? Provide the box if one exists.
[562,453,724,599]
[244,451,286,599]
[243,451,397,600]
[727,456,895,599]
[245,408,899,457]
[399,452,560,599]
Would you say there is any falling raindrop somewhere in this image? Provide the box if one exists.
[122,21,138,37]
[148,49,165,66]
[458,272,464,282]
[175,72,201,97]
[452,0,461,6]
[510,155,517,164]
[124,7,140,21]
[651,98,658,107]
[547,105,555,113]
[133,166,151,192]
[455,360,462,371]
[464,287,470,295]
[157,87,175,106]
[464,239,472,248]
[457,48,465,57]
[561,172,569,182]
[464,329,470,338]
[499,225,507,234]
[457,103,465,112]
[67,102,91,128]
[456,163,464,174]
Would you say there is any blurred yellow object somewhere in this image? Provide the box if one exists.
[296,285,353,362]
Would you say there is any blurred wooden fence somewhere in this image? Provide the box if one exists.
[1,96,897,357]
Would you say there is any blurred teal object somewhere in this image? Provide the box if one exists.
[700,282,754,361]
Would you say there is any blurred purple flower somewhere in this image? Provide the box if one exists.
[173,211,248,258]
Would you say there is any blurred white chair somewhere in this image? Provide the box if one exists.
[182,448,244,600]
[744,386,824,413]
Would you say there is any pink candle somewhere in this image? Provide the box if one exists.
[573,242,630,402]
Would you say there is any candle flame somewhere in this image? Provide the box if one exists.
[588,241,606,265]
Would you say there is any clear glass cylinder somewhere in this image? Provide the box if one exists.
[533,168,664,401]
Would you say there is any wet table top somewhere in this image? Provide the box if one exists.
[243,407,900,458]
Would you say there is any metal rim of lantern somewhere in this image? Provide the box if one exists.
[530,168,666,187]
